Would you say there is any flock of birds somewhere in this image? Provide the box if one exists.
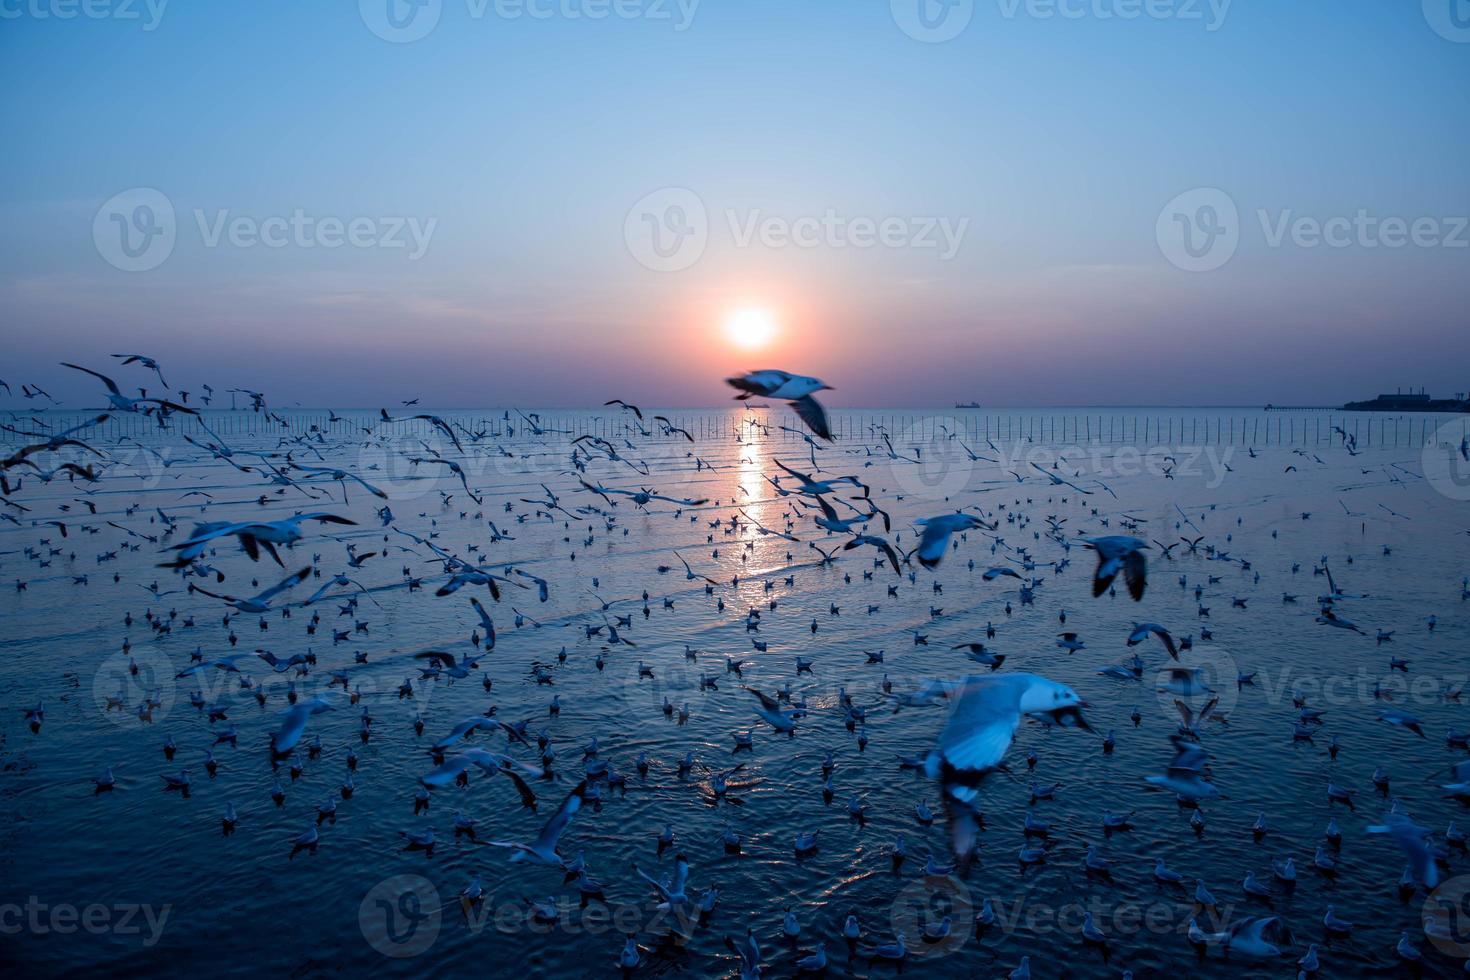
[2,359,1468,977]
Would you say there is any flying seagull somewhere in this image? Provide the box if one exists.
[726,370,834,441]
[1085,536,1149,601]
[486,780,588,866]
[925,673,1090,862]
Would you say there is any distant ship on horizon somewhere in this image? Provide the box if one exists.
[954,401,982,409]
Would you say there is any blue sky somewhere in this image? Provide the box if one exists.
[2,0,1467,406]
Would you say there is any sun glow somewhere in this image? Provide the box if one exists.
[724,309,778,350]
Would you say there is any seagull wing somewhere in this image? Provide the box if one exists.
[1226,915,1281,947]
[633,863,674,903]
[532,780,587,852]
[746,687,782,712]
[299,512,358,527]
[1167,735,1209,774]
[461,748,509,774]
[254,567,312,604]
[872,536,902,574]
[423,416,464,452]
[171,521,252,551]
[272,701,314,752]
[1174,699,1195,729]
[1134,623,1177,659]
[936,675,1027,789]
[1091,551,1122,596]
[416,650,458,669]
[420,755,475,787]
[186,583,237,603]
[499,762,538,808]
[61,362,121,397]
[1196,696,1219,725]
[513,569,548,601]
[468,598,496,647]
[342,471,388,499]
[790,394,833,441]
[915,522,951,569]
[1122,549,1148,601]
[774,458,810,482]
[431,718,481,750]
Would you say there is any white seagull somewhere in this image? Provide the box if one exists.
[726,370,834,441]
[486,780,588,866]
[924,672,1091,861]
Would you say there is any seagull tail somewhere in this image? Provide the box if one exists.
[944,797,982,872]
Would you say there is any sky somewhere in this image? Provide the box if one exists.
[2,0,1468,408]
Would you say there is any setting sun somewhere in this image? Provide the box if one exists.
[725,309,778,350]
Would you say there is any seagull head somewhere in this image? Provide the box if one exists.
[1020,677,1093,731]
